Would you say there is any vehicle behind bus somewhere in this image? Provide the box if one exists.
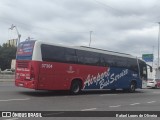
[15,40,151,94]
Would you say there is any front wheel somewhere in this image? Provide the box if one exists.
[70,81,81,95]
[128,81,136,93]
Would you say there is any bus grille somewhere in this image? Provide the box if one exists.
[17,61,29,68]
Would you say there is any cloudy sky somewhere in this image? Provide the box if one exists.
[0,0,160,59]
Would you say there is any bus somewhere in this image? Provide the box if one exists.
[15,40,152,94]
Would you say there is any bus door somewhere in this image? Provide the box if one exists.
[138,60,150,88]
[139,61,147,80]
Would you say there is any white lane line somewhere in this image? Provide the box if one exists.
[109,105,121,108]
[153,92,160,94]
[81,108,97,111]
[0,98,30,102]
[3,118,19,120]
[147,101,156,104]
[100,94,118,96]
[130,103,140,106]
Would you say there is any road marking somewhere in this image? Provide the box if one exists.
[147,101,156,104]
[109,105,121,108]
[0,98,30,102]
[3,118,19,120]
[62,96,68,98]
[130,103,140,106]
[153,91,160,94]
[81,108,97,111]
[99,94,118,96]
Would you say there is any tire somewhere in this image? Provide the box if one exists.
[128,81,136,93]
[70,80,81,95]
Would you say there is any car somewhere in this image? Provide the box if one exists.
[147,78,160,88]
[1,69,13,74]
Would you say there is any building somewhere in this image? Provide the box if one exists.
[7,39,17,47]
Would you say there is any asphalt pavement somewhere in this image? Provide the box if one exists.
[0,81,160,120]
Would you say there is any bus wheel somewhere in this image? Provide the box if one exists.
[70,80,81,95]
[129,81,136,93]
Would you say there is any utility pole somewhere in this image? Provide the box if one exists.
[9,24,21,47]
[152,46,154,68]
[158,22,160,68]
[89,31,93,47]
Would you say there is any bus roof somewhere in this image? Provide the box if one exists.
[79,46,133,58]
[25,40,136,59]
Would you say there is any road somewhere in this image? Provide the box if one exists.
[0,81,160,120]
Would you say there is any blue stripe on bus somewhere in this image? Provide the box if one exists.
[83,67,141,90]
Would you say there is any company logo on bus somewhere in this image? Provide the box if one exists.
[84,68,129,89]
[67,66,75,73]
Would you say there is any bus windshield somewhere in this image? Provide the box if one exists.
[16,41,35,60]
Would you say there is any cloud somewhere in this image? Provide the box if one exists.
[0,0,160,59]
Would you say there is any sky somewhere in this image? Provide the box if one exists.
[0,0,160,60]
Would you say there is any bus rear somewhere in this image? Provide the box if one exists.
[15,40,39,89]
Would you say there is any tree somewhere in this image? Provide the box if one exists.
[0,43,17,70]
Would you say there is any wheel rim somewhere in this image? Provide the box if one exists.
[72,83,80,93]
[130,83,135,92]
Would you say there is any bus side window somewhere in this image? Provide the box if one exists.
[127,58,138,72]
[87,52,100,66]
[143,67,147,75]
[76,50,84,64]
[65,48,77,63]
[41,44,65,62]
[143,66,147,79]
[76,50,100,66]
[99,55,106,67]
